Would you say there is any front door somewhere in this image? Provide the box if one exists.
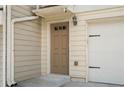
[51,22,69,75]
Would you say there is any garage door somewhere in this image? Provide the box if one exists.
[88,18,124,85]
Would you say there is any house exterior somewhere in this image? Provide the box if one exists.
[0,5,124,87]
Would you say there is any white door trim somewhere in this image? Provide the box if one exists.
[46,19,69,74]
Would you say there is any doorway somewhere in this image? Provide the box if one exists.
[50,22,69,75]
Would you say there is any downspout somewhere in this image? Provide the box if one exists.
[9,16,39,86]
[2,5,6,87]
[6,5,12,87]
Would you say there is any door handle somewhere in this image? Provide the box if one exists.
[89,66,101,69]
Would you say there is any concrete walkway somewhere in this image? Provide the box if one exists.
[16,74,123,87]
[61,81,123,87]
[17,74,70,87]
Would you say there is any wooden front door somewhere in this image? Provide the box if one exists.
[51,22,69,75]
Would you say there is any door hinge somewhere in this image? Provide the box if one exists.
[89,66,101,69]
[89,35,100,37]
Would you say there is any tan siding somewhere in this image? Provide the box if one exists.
[0,26,3,86]
[12,6,41,82]
[69,19,87,79]
[15,73,41,82]
[11,5,34,19]
[41,19,47,75]
[15,69,41,82]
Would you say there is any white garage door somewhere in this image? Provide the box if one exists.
[88,18,124,85]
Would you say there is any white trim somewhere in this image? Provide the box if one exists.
[46,19,69,74]
[2,5,6,87]
[11,20,15,85]
[85,21,88,83]
[6,5,12,86]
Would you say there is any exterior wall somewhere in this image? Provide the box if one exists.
[11,5,41,82]
[0,26,3,86]
[41,6,124,81]
[69,6,124,81]
[9,5,124,82]
[11,5,34,19]
[41,18,47,75]
[40,17,87,79]
[69,18,87,79]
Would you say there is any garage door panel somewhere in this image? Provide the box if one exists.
[89,20,124,85]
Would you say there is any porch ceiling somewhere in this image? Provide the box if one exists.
[32,6,73,19]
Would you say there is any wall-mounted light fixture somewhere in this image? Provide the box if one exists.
[64,8,68,13]
[72,15,77,26]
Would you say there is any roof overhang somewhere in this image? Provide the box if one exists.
[32,6,73,19]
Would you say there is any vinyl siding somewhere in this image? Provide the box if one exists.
[69,19,87,79]
[11,5,34,19]
[0,26,3,86]
[11,5,41,82]
[41,19,47,75]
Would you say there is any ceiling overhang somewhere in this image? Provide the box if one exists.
[32,6,73,19]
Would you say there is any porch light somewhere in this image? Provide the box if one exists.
[72,15,77,26]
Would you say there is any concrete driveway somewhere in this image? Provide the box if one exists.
[16,74,123,87]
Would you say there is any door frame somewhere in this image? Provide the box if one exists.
[47,19,70,75]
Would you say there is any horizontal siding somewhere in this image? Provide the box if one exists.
[15,56,41,62]
[15,65,41,73]
[15,73,41,82]
[69,18,87,79]
[11,5,34,19]
[15,69,41,82]
[15,61,41,67]
[41,19,47,75]
[0,26,3,86]
[15,40,41,47]
[12,6,41,82]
